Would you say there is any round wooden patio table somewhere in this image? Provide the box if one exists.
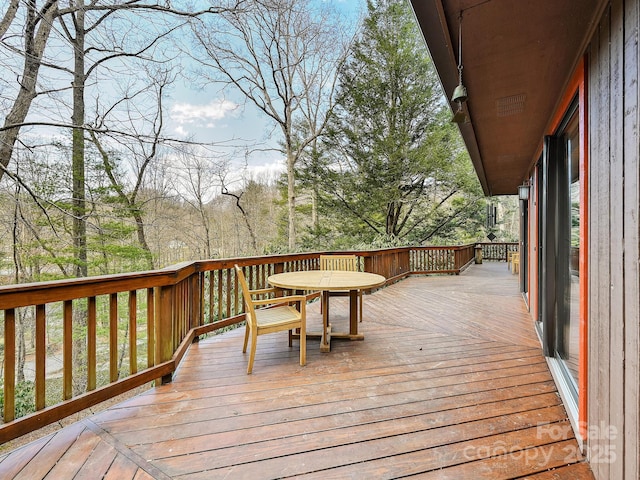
[268,270,386,352]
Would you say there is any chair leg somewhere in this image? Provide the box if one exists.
[359,292,363,322]
[242,323,250,353]
[247,330,258,374]
[299,329,306,367]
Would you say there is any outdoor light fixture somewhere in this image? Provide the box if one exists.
[451,12,468,123]
[451,104,468,123]
[452,84,467,103]
[518,183,530,201]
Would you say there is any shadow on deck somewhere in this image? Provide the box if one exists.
[0,262,594,479]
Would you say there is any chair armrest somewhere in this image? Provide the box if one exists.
[248,287,278,296]
[252,295,307,307]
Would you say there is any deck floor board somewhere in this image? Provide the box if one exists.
[0,263,594,479]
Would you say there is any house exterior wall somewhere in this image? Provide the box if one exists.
[587,1,640,479]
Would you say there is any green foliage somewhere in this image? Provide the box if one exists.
[88,221,153,274]
[0,0,494,282]
[0,381,36,419]
[297,0,485,248]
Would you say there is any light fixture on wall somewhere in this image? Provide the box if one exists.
[451,12,468,124]
[518,183,530,201]
[451,104,467,123]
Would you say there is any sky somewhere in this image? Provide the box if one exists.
[0,0,366,190]
[162,0,366,180]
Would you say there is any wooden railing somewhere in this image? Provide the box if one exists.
[0,243,490,443]
[477,242,519,261]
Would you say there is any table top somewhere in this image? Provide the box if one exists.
[268,270,386,292]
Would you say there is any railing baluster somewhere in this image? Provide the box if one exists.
[196,272,204,328]
[1,246,510,443]
[172,284,179,350]
[63,300,73,400]
[174,282,180,346]
[183,280,188,339]
[4,309,16,422]
[180,281,184,345]
[35,304,46,411]
[129,290,137,375]
[234,268,239,315]
[216,270,223,322]
[184,279,190,336]
[109,293,118,383]
[225,270,232,318]
[147,288,155,368]
[207,271,213,324]
[88,296,96,391]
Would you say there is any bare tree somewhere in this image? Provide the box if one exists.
[0,0,242,396]
[0,1,244,183]
[0,0,20,38]
[173,146,229,260]
[188,0,352,250]
[88,68,179,270]
[0,0,59,180]
[220,176,259,254]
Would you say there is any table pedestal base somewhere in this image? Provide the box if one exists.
[293,329,364,352]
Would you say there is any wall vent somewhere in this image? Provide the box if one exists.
[497,94,526,117]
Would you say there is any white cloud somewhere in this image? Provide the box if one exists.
[246,162,285,180]
[174,125,188,137]
[170,99,239,125]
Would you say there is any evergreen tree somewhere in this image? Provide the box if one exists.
[305,0,484,247]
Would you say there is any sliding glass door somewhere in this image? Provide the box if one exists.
[539,99,580,400]
[558,113,580,389]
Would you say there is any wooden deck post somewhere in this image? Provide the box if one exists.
[475,244,483,264]
[155,285,174,385]
[454,248,462,274]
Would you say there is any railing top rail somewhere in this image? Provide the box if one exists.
[0,242,509,442]
[475,242,519,245]
[0,244,503,309]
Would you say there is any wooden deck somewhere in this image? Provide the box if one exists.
[0,262,594,479]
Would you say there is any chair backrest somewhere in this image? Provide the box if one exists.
[319,254,358,272]
[235,265,256,327]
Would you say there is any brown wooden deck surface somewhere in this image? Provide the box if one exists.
[0,262,595,479]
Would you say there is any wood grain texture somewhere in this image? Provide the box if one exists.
[623,2,640,480]
[0,263,593,479]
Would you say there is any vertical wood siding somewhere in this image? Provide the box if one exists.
[622,1,640,478]
[588,1,640,479]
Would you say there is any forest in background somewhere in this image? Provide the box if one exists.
[0,0,518,422]
[0,0,518,287]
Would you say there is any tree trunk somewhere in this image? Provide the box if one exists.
[0,0,20,39]
[0,0,58,181]
[16,310,27,384]
[197,200,212,259]
[287,150,296,250]
[134,211,154,269]
[72,3,87,278]
[312,186,318,230]
[386,201,401,237]
[11,179,27,383]
[71,0,88,395]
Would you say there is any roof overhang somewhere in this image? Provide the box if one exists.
[410,0,607,195]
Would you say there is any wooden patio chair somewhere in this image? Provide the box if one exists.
[319,254,363,322]
[235,265,306,374]
[511,252,520,274]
